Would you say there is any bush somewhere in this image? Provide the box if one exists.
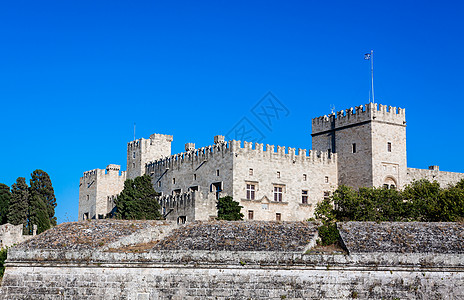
[317,223,340,246]
[0,247,7,278]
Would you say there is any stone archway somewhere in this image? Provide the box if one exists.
[383,176,397,189]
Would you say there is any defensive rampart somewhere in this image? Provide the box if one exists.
[0,220,463,299]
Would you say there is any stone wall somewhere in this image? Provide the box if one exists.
[78,165,126,220]
[1,220,463,299]
[405,167,464,187]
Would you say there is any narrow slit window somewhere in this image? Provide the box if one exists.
[352,143,356,153]
[387,142,392,152]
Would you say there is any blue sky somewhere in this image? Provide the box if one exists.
[1,1,463,223]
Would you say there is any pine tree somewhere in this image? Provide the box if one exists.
[8,177,29,233]
[30,169,57,227]
[0,184,11,225]
[114,175,162,220]
[217,196,244,221]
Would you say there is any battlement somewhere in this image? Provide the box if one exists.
[128,133,174,150]
[312,103,406,134]
[80,164,126,184]
[145,138,336,174]
[158,191,196,210]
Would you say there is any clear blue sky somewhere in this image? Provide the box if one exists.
[1,1,463,223]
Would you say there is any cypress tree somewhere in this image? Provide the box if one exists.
[28,191,50,234]
[0,184,11,225]
[8,178,29,233]
[30,169,57,227]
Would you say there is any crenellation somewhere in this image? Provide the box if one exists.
[80,101,461,223]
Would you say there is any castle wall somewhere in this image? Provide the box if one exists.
[0,224,35,249]
[127,134,173,179]
[231,141,337,221]
[1,251,462,300]
[78,165,126,220]
[405,167,464,187]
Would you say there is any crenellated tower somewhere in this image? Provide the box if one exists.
[312,103,407,189]
[127,133,173,179]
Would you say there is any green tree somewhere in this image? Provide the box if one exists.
[8,178,29,233]
[216,196,244,221]
[29,170,57,226]
[403,179,441,221]
[0,184,11,225]
[114,175,162,220]
[28,191,51,234]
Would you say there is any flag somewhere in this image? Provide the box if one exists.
[364,53,371,60]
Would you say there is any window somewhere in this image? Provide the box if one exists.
[98,214,104,219]
[302,190,308,204]
[173,189,181,195]
[249,168,253,176]
[246,184,255,200]
[216,169,220,176]
[248,210,254,220]
[325,176,329,183]
[211,182,222,200]
[352,143,357,153]
[158,181,161,187]
[276,171,281,178]
[83,212,89,220]
[276,213,281,221]
[324,191,330,200]
[193,174,197,180]
[86,195,89,201]
[133,152,135,159]
[172,178,176,184]
[177,216,186,224]
[274,186,283,202]
[133,163,135,168]
[189,186,198,192]
[387,142,392,152]
[303,174,307,181]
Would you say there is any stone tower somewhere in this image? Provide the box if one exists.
[311,103,407,189]
[126,133,173,179]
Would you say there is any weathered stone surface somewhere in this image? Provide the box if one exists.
[1,220,464,299]
[151,220,318,251]
[16,220,171,250]
[338,221,464,254]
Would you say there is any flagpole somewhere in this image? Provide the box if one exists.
[371,50,374,103]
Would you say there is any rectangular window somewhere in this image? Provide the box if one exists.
[274,186,283,202]
[276,171,281,178]
[189,186,198,192]
[276,213,281,221]
[248,210,254,220]
[193,174,197,180]
[387,142,392,152]
[352,143,357,153]
[246,184,255,200]
[173,189,181,195]
[216,169,220,176]
[302,190,308,204]
[172,178,176,184]
[325,176,329,183]
[158,181,161,187]
[324,191,330,200]
[303,174,307,181]
[133,152,135,159]
[249,168,253,176]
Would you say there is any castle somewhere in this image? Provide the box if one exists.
[79,103,464,222]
